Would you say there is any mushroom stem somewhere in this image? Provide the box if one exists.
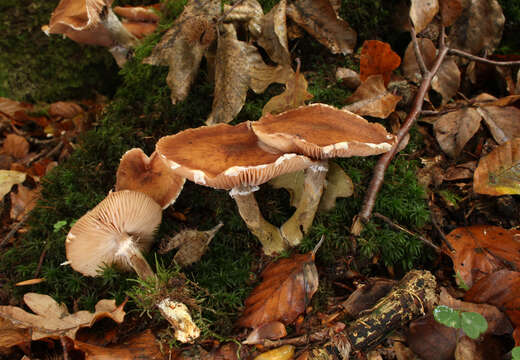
[102,7,138,48]
[280,161,329,246]
[123,239,156,280]
[230,187,288,255]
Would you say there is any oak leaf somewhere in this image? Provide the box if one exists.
[0,293,125,341]
[237,251,319,328]
[473,138,520,195]
[344,74,401,119]
[359,40,400,85]
[445,225,520,288]
[410,0,439,33]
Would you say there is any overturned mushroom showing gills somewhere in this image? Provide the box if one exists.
[116,148,185,209]
[66,190,161,279]
[252,104,396,243]
[43,0,138,66]
[156,122,316,254]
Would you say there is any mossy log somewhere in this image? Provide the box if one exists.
[310,270,437,359]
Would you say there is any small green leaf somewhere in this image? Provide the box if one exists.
[460,311,487,339]
[512,347,520,360]
[434,305,461,328]
[53,220,68,233]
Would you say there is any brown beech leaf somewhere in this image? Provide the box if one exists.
[113,4,161,22]
[2,134,29,160]
[359,40,401,85]
[440,288,513,335]
[477,104,520,145]
[465,270,520,328]
[473,138,520,196]
[286,0,356,55]
[0,97,33,123]
[74,329,163,360]
[408,315,458,360]
[10,185,40,221]
[0,170,26,201]
[410,0,439,33]
[243,321,287,344]
[0,317,30,350]
[237,251,319,328]
[439,0,465,26]
[48,101,84,118]
[143,0,219,104]
[262,61,312,115]
[448,0,504,59]
[433,107,481,158]
[257,0,290,65]
[445,225,520,288]
[432,58,461,106]
[0,293,125,341]
[344,74,401,119]
[336,67,361,89]
[116,148,185,209]
[402,38,437,84]
[340,278,395,319]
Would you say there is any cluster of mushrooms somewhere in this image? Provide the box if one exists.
[64,103,395,342]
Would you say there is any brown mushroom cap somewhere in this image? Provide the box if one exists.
[45,0,115,47]
[251,103,396,159]
[156,122,315,189]
[116,148,185,209]
[66,190,162,277]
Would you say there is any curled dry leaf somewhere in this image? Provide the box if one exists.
[262,62,312,115]
[286,0,356,55]
[0,97,33,123]
[0,317,29,350]
[222,0,264,37]
[336,67,361,89]
[113,4,161,22]
[237,251,319,328]
[74,329,163,360]
[432,57,461,106]
[359,40,401,85]
[340,278,395,318]
[0,293,125,341]
[2,134,29,160]
[465,270,520,328]
[10,185,40,221]
[477,104,520,145]
[445,225,520,288]
[448,0,504,59]
[243,321,287,344]
[257,0,290,65]
[48,101,84,118]
[344,74,401,119]
[473,138,520,195]
[410,0,439,33]
[0,170,25,201]
[433,107,481,158]
[440,287,513,336]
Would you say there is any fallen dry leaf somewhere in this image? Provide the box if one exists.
[237,251,319,328]
[116,148,185,209]
[257,0,290,65]
[0,170,26,201]
[262,61,312,115]
[243,321,287,344]
[410,0,439,33]
[432,57,461,106]
[2,134,29,160]
[344,74,401,119]
[474,138,520,195]
[0,293,125,341]
[340,278,395,318]
[448,0,504,60]
[439,0,465,26]
[402,38,437,84]
[48,101,84,118]
[477,104,520,145]
[113,4,161,22]
[336,67,361,89]
[222,0,264,37]
[286,0,356,55]
[445,225,520,288]
[254,345,295,360]
[407,314,458,360]
[74,329,163,360]
[465,270,520,329]
[0,317,29,350]
[440,287,513,336]
[0,97,33,123]
[433,107,481,158]
[359,40,401,85]
[10,184,40,221]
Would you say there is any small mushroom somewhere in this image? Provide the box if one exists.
[156,122,317,254]
[43,0,139,66]
[66,190,161,279]
[116,148,185,209]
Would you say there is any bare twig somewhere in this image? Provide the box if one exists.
[429,210,454,251]
[373,212,440,252]
[0,212,31,248]
[24,140,63,167]
[34,247,48,278]
[410,26,428,75]
[448,48,520,66]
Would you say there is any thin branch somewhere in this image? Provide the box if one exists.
[410,26,428,75]
[0,212,31,248]
[373,212,440,252]
[448,48,520,66]
[429,210,454,252]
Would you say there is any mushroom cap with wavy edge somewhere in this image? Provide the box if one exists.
[251,103,397,159]
[66,190,162,277]
[44,0,115,47]
[156,122,316,190]
[116,148,185,209]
